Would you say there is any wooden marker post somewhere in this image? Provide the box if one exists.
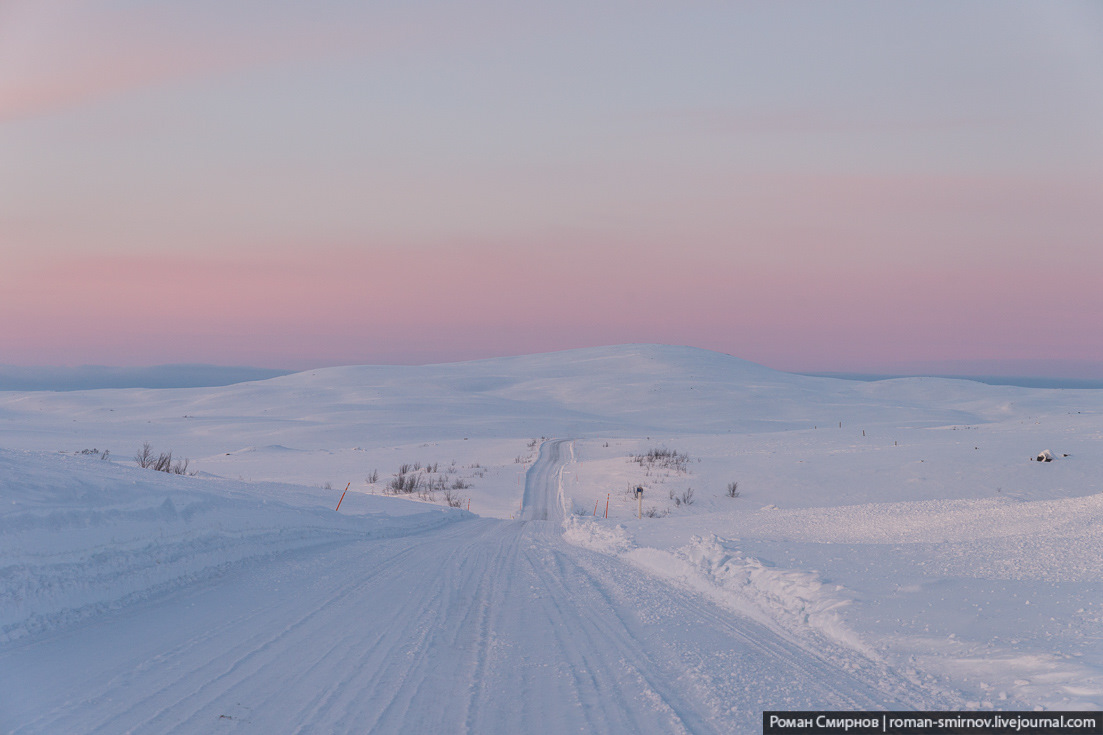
[335,482,350,511]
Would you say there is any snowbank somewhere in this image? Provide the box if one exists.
[563,516,870,659]
[0,449,467,642]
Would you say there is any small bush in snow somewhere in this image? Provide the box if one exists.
[386,461,475,506]
[135,442,154,468]
[671,487,695,507]
[726,481,740,498]
[134,442,192,475]
[631,447,690,474]
[388,470,422,494]
[78,448,111,460]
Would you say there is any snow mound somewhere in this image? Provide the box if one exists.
[562,515,633,555]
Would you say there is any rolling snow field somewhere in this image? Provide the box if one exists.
[1,344,1101,732]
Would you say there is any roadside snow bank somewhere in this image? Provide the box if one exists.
[562,516,870,657]
[623,495,1103,710]
[0,449,467,642]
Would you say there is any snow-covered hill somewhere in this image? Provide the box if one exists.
[3,344,1085,451]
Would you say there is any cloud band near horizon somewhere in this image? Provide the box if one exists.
[2,2,1101,373]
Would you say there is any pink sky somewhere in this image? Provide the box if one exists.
[2,2,1102,375]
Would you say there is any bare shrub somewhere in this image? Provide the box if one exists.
[79,448,111,460]
[366,469,379,484]
[152,451,173,473]
[670,487,694,507]
[134,443,191,474]
[389,470,422,494]
[631,447,690,474]
[135,442,155,468]
[387,460,475,505]
[726,481,740,498]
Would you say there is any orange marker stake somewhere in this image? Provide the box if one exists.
[335,482,350,511]
[593,498,599,516]
[604,493,609,519]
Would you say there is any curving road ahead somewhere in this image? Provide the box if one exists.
[0,440,955,733]
[519,438,572,522]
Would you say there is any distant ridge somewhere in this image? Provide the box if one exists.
[1,343,1094,452]
[0,364,294,391]
[804,372,1103,390]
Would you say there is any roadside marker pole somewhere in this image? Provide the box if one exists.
[593,498,598,516]
[335,482,350,512]
[604,494,609,519]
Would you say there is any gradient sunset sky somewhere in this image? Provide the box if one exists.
[2,1,1101,374]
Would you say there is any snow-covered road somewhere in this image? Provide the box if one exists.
[520,438,571,522]
[1,441,951,733]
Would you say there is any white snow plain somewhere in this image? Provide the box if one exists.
[1,344,1101,732]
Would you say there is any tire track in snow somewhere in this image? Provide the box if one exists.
[82,533,438,734]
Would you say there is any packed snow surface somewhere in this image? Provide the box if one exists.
[2,344,1101,732]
